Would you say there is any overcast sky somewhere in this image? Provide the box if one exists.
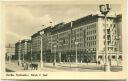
[3,3,121,46]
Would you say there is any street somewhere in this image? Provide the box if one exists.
[6,61,122,72]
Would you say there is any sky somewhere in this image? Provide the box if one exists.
[2,3,121,46]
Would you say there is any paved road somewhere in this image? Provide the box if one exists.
[6,61,122,72]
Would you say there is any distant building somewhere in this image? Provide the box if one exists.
[15,39,31,61]
[15,41,21,60]
[21,39,31,61]
[5,44,15,61]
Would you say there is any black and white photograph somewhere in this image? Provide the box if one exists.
[0,0,127,80]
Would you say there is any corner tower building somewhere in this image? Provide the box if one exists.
[50,14,122,63]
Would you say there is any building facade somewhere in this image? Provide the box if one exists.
[29,14,122,64]
[50,14,122,63]
[31,30,44,61]
[15,39,31,62]
[15,41,22,60]
[21,39,31,61]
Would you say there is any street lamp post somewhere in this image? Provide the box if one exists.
[23,52,24,62]
[18,41,21,66]
[40,31,44,69]
[31,44,33,62]
[99,4,111,72]
[59,51,61,63]
[24,41,27,61]
[75,42,79,66]
[86,49,88,65]
[53,45,57,66]
[70,21,73,68]
[115,36,120,66]
[9,54,11,63]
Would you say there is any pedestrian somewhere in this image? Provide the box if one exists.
[98,58,101,65]
[22,62,24,67]
[35,63,38,70]
[26,62,28,70]
[17,61,19,66]
[30,62,33,70]
[24,62,26,70]
[100,59,104,66]
[53,62,55,66]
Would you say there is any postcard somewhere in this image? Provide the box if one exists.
[0,0,127,80]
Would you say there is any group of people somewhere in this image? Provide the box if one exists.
[18,61,39,70]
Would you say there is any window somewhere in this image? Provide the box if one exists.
[114,48,117,51]
[95,36,96,39]
[89,37,90,40]
[93,30,95,34]
[107,41,111,45]
[107,35,111,40]
[107,29,110,34]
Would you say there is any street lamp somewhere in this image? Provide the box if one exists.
[75,42,79,66]
[58,44,62,64]
[31,43,33,62]
[59,52,61,63]
[8,52,11,63]
[24,41,27,61]
[40,30,44,69]
[18,41,21,66]
[70,21,73,68]
[53,45,57,66]
[99,4,111,72]
[115,36,121,66]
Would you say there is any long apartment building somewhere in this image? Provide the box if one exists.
[30,14,122,63]
[15,39,31,61]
